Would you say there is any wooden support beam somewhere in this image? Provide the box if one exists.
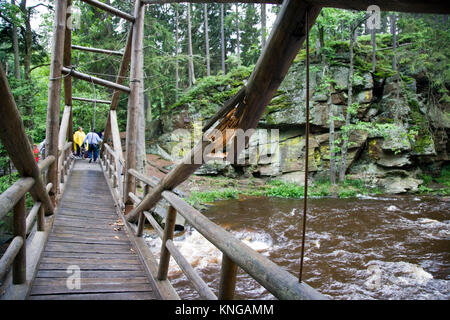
[0,64,55,215]
[61,67,131,93]
[126,0,321,223]
[124,0,145,212]
[219,254,238,300]
[143,0,450,14]
[305,0,450,14]
[144,0,282,4]
[46,0,67,206]
[12,196,26,284]
[157,205,177,281]
[64,0,73,143]
[102,29,133,154]
[80,0,135,22]
[72,97,112,104]
[202,86,246,132]
[72,44,124,56]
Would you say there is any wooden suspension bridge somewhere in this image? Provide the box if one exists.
[0,0,447,300]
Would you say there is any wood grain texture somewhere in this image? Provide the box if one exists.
[29,160,155,300]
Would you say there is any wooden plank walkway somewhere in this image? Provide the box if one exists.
[28,160,156,300]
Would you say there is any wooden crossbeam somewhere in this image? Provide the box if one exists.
[72,45,124,56]
[143,0,282,4]
[100,29,133,156]
[61,67,131,93]
[72,97,112,104]
[126,0,322,222]
[143,0,449,14]
[80,0,135,22]
[306,0,450,14]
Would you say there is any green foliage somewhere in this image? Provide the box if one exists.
[165,65,253,118]
[188,188,239,206]
[265,180,305,198]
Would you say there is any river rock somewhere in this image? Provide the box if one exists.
[376,153,411,168]
[278,171,305,185]
[380,176,423,194]
[331,92,346,105]
[330,66,350,90]
[356,90,373,104]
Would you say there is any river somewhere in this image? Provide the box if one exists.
[144,195,449,300]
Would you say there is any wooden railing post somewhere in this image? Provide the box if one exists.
[13,195,26,284]
[37,204,45,232]
[218,253,238,300]
[113,162,118,188]
[136,184,150,237]
[157,205,177,280]
[124,0,145,215]
[46,0,68,206]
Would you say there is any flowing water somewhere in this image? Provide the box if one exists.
[144,195,450,300]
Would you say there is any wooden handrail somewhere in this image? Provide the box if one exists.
[38,155,56,172]
[161,190,327,300]
[127,191,217,300]
[80,0,135,22]
[0,236,24,280]
[125,169,325,299]
[0,177,35,221]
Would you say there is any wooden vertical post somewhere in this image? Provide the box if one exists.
[64,0,73,144]
[157,205,177,280]
[45,0,67,205]
[124,0,145,214]
[136,184,150,237]
[13,196,26,284]
[219,254,238,300]
[37,204,45,232]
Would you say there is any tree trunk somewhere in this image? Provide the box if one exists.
[235,4,240,66]
[391,14,397,71]
[175,4,179,98]
[11,0,20,80]
[45,0,67,205]
[328,103,336,185]
[136,49,146,176]
[19,0,31,80]
[371,27,376,73]
[204,3,210,76]
[318,24,324,49]
[220,3,226,74]
[261,3,266,48]
[339,27,356,182]
[187,3,195,87]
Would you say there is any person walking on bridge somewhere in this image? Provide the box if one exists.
[83,128,103,163]
[73,127,86,158]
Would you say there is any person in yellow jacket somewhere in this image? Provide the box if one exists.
[73,127,87,158]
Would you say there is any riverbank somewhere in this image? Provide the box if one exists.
[176,166,450,210]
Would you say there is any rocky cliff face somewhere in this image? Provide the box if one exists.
[148,45,449,194]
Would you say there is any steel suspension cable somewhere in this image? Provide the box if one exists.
[299,10,310,283]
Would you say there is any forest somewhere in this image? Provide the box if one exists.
[0,1,449,199]
[0,0,449,301]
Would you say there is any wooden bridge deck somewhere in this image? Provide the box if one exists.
[28,160,156,300]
